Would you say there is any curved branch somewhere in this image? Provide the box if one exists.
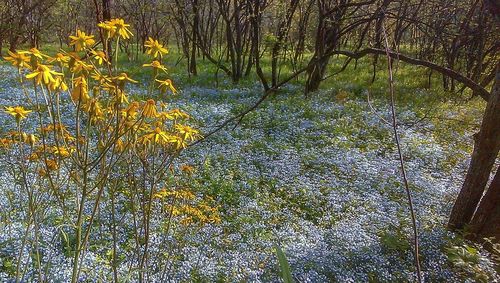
[334,48,491,101]
[190,47,491,147]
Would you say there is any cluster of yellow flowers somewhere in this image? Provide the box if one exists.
[5,106,32,122]
[0,19,200,175]
[155,187,221,226]
[0,131,37,148]
[97,18,133,40]
[0,19,219,280]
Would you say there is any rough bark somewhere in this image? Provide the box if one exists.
[102,0,111,20]
[305,58,330,94]
[448,65,500,230]
[305,0,341,95]
[468,167,500,241]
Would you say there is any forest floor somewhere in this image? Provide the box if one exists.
[0,56,499,281]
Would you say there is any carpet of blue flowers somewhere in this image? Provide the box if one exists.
[0,64,498,282]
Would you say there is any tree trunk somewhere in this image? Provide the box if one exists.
[9,32,21,52]
[448,65,500,230]
[468,167,500,241]
[190,0,199,75]
[305,58,329,94]
[304,0,346,95]
[271,0,300,87]
[102,0,112,20]
[249,0,269,90]
[102,0,112,60]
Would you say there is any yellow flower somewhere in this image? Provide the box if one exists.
[114,72,138,83]
[48,76,68,92]
[175,124,199,142]
[109,18,133,40]
[71,76,90,103]
[84,99,104,119]
[91,72,112,87]
[28,152,40,161]
[157,111,175,121]
[46,159,59,170]
[25,64,63,85]
[71,59,94,74]
[48,53,70,64]
[97,21,117,39]
[124,101,140,117]
[154,188,169,199]
[114,88,129,104]
[139,127,171,145]
[167,135,187,149]
[180,164,195,175]
[114,138,126,153]
[156,78,177,94]
[0,138,13,148]
[167,109,190,120]
[19,48,47,60]
[5,106,32,122]
[64,133,77,144]
[153,127,171,144]
[154,188,195,200]
[142,99,158,118]
[41,123,69,135]
[143,60,167,73]
[113,72,137,90]
[144,37,168,58]
[69,30,95,51]
[39,159,59,176]
[51,146,72,157]
[91,50,109,65]
[22,133,38,146]
[3,50,31,69]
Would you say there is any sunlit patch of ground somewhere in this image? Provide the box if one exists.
[0,64,497,282]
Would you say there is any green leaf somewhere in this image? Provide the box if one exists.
[275,244,294,283]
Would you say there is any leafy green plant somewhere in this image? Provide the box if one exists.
[483,238,500,273]
[275,245,294,283]
[445,244,493,282]
[379,230,410,254]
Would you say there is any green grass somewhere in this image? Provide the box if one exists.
[1,42,468,97]
[1,42,483,156]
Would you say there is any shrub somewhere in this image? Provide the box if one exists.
[1,19,218,282]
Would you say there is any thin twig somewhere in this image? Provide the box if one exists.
[366,90,392,126]
[382,24,423,282]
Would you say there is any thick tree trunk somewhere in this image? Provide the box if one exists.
[305,58,329,94]
[304,0,346,95]
[468,167,500,241]
[448,65,500,230]
[250,0,269,91]
[9,33,20,52]
[304,6,328,95]
[102,0,111,20]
